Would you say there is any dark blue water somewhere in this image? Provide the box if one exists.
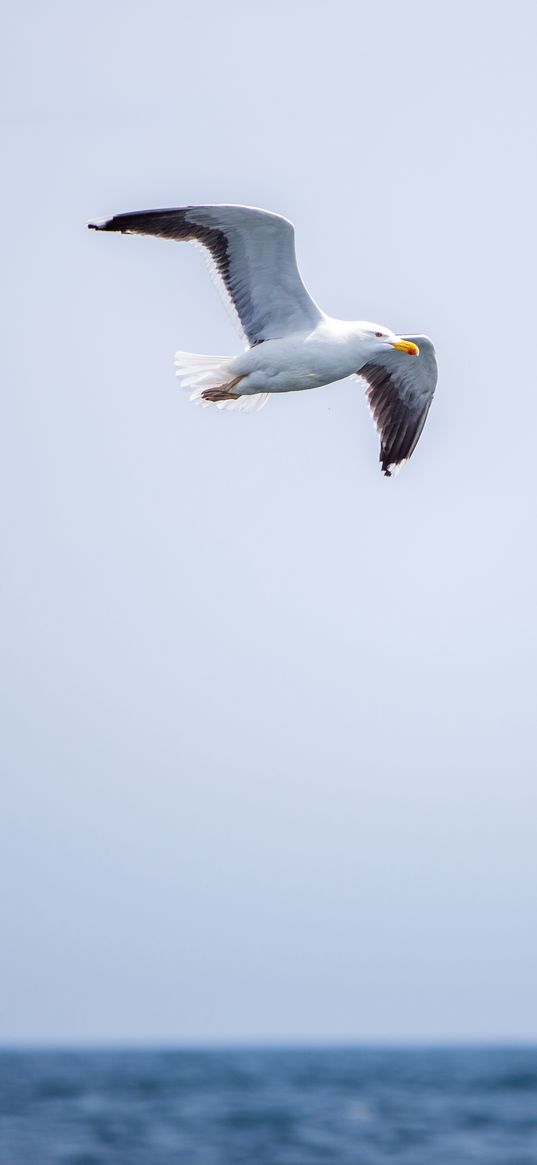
[1,1047,537,1164]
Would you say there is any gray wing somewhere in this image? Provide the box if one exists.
[89,204,323,346]
[357,336,438,476]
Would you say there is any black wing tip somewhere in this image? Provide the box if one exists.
[88,217,117,231]
[88,215,134,232]
[87,209,190,237]
[380,451,405,477]
[380,446,393,476]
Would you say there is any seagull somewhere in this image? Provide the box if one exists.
[89,205,437,475]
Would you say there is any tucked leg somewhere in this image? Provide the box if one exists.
[201,374,244,404]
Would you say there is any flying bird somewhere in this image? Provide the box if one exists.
[89,205,437,475]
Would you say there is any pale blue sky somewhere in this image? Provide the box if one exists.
[1,0,536,1043]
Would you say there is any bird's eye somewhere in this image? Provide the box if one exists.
[374,331,384,338]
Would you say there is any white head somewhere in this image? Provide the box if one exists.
[358,322,420,359]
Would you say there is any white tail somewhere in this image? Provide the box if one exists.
[174,351,269,412]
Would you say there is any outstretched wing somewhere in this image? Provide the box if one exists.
[356,336,438,476]
[89,204,323,346]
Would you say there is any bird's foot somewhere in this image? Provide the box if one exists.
[201,389,241,403]
[201,374,244,404]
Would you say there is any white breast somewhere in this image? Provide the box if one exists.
[230,320,366,394]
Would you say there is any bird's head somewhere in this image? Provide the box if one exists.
[359,323,420,359]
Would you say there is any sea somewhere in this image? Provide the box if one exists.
[1,1047,536,1165]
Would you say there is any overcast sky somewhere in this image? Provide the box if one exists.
[1,0,536,1044]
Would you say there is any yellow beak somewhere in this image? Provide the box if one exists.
[391,339,420,357]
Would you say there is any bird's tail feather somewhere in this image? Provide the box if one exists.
[174,350,269,412]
